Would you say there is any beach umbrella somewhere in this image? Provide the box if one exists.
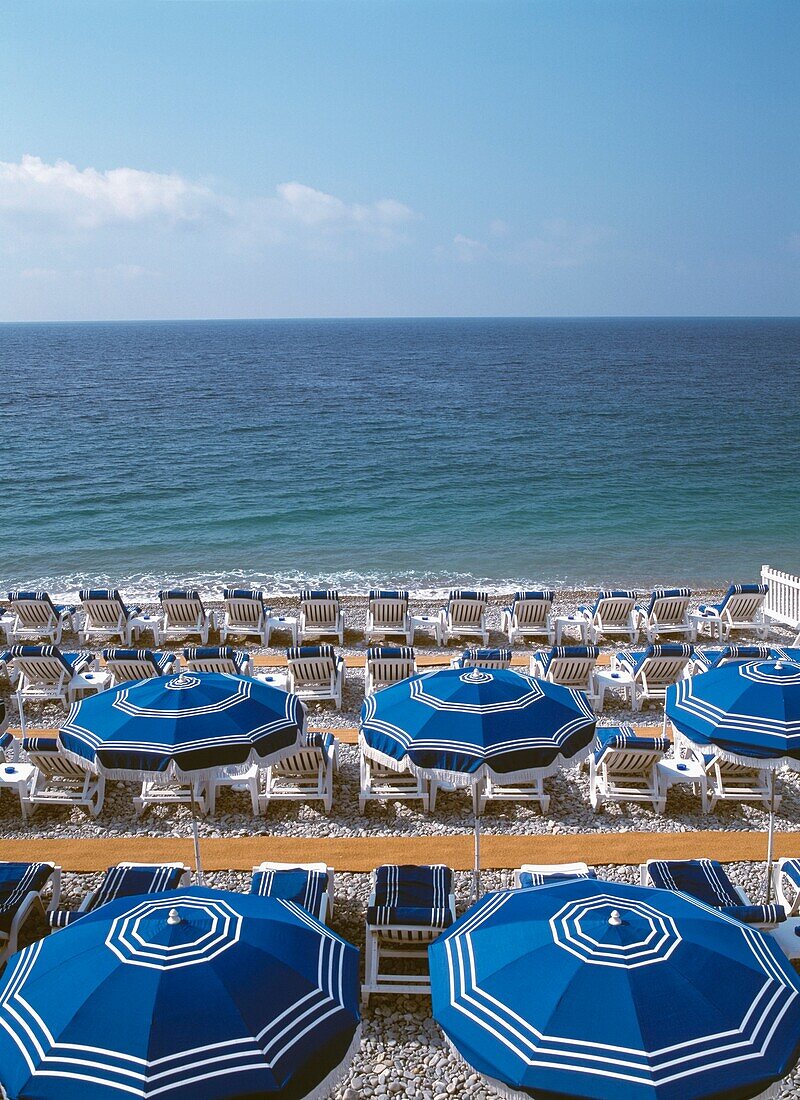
[0,885,361,1100]
[429,876,800,1100]
[666,656,800,897]
[360,667,596,895]
[59,671,306,880]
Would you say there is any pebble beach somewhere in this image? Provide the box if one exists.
[3,585,800,1098]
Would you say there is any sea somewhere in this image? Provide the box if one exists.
[0,317,798,600]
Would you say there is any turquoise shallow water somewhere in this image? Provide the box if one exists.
[0,317,797,596]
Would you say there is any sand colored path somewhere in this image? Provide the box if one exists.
[0,830,793,872]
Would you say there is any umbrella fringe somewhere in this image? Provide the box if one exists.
[301,1022,363,1100]
[58,737,306,783]
[684,740,800,773]
[359,734,590,786]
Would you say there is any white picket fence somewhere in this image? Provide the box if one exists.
[762,565,800,637]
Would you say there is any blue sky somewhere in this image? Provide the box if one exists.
[1,0,798,319]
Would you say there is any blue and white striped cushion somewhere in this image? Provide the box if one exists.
[720,904,785,925]
[79,589,140,616]
[779,860,800,891]
[369,590,409,601]
[306,731,336,754]
[223,588,265,603]
[637,587,692,615]
[594,725,670,764]
[0,863,54,934]
[21,736,59,754]
[367,864,454,928]
[8,591,75,614]
[102,648,176,673]
[159,589,202,602]
[287,645,336,660]
[509,590,554,612]
[300,589,339,601]
[618,644,693,675]
[249,868,329,921]
[7,645,92,674]
[447,590,488,604]
[536,645,599,675]
[184,646,248,672]
[367,646,415,660]
[648,859,742,908]
[0,731,12,754]
[518,869,597,888]
[582,590,637,615]
[700,583,768,614]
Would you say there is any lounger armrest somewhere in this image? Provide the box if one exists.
[721,904,785,926]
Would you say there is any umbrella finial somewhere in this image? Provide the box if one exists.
[608,909,623,926]
[167,908,182,925]
[775,661,784,670]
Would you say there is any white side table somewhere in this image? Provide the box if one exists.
[136,614,163,645]
[267,615,298,646]
[72,669,113,700]
[690,611,723,641]
[594,668,634,710]
[255,671,289,692]
[0,762,35,820]
[410,614,442,645]
[657,757,709,813]
[554,614,590,645]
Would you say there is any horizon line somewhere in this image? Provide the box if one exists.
[2,313,800,325]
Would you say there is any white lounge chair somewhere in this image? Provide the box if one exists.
[158,588,216,644]
[438,590,489,647]
[6,591,77,645]
[693,583,769,642]
[362,864,455,1005]
[452,647,512,669]
[49,862,191,928]
[133,775,209,816]
[611,644,694,711]
[366,590,412,644]
[589,725,670,812]
[22,736,105,818]
[78,588,154,646]
[576,590,639,644]
[359,747,429,813]
[182,646,252,675]
[5,646,109,733]
[286,645,345,708]
[500,590,555,645]
[771,859,800,918]
[220,588,272,646]
[693,644,772,673]
[102,648,178,685]
[641,859,784,930]
[513,862,596,888]
[365,646,417,696]
[0,861,61,965]
[298,589,344,644]
[531,645,600,705]
[262,731,337,814]
[205,762,261,816]
[250,861,334,923]
[635,587,694,643]
[672,729,777,812]
[479,772,552,813]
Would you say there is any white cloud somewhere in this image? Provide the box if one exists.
[275,182,414,231]
[452,233,487,262]
[0,155,215,228]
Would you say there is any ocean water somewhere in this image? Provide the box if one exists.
[0,318,798,599]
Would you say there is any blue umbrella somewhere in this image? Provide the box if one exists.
[666,657,800,897]
[0,886,361,1100]
[429,877,800,1100]
[361,668,596,894]
[59,672,306,880]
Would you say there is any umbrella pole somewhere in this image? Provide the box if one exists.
[472,782,482,902]
[765,772,776,904]
[190,786,204,886]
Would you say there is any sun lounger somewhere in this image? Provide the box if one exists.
[49,862,191,928]
[365,646,417,696]
[576,590,639,644]
[513,862,597,887]
[500,590,555,645]
[366,590,412,644]
[6,591,77,645]
[102,648,178,684]
[635,587,694,643]
[673,733,777,812]
[452,647,512,669]
[250,861,334,923]
[220,588,272,646]
[286,645,345,708]
[771,859,800,918]
[133,776,208,816]
[641,858,784,929]
[78,589,152,646]
[182,646,251,675]
[589,725,670,812]
[359,748,429,813]
[22,736,105,817]
[611,643,694,711]
[0,861,61,966]
[298,589,344,644]
[262,732,337,814]
[5,645,108,732]
[693,583,769,641]
[531,645,600,705]
[693,644,773,673]
[362,864,455,1004]
[205,763,261,816]
[439,590,489,646]
[158,588,216,644]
